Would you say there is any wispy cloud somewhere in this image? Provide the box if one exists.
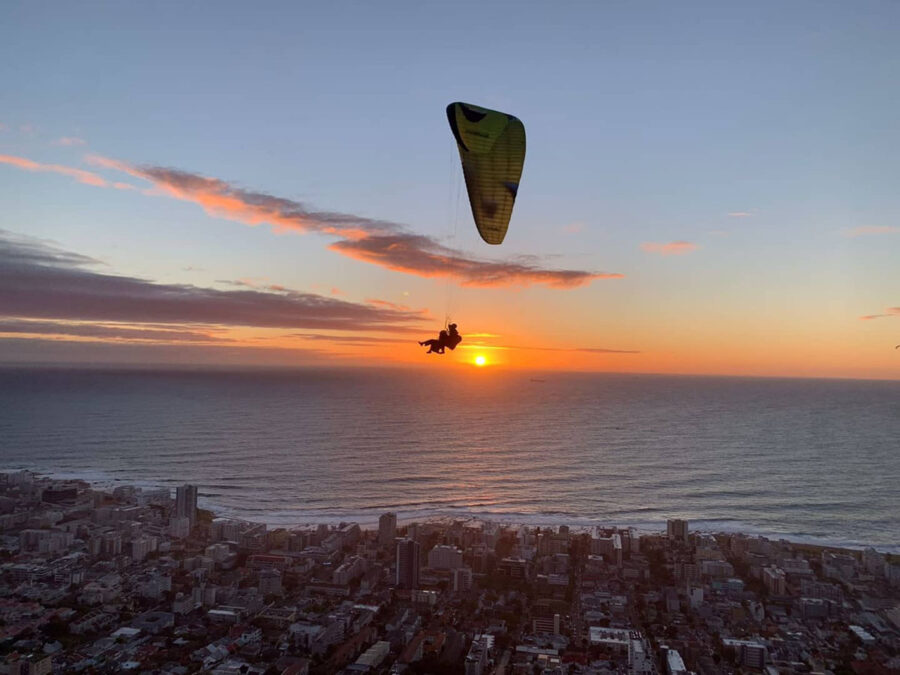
[1,151,621,288]
[844,225,900,238]
[0,337,333,367]
[55,137,87,147]
[859,307,900,321]
[0,230,426,332]
[0,153,137,191]
[366,298,412,311]
[0,318,231,343]
[640,241,699,256]
[463,344,640,354]
[1,153,108,187]
[331,235,622,288]
[85,155,388,238]
[562,221,585,234]
[287,333,408,346]
[78,154,619,288]
[728,211,753,218]
[576,347,641,354]
[459,339,639,354]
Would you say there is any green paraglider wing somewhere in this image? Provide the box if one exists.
[447,102,526,245]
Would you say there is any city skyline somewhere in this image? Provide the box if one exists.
[3,469,899,673]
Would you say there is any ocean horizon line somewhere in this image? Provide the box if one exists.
[2,362,900,384]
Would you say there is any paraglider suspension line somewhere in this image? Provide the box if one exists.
[444,148,463,329]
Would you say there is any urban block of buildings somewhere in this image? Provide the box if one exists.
[2,470,899,675]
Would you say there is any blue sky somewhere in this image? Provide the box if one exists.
[1,1,898,376]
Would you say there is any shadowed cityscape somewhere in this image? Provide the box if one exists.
[2,472,899,674]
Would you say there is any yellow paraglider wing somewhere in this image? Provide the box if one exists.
[447,102,526,245]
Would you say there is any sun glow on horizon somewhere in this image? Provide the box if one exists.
[474,354,487,367]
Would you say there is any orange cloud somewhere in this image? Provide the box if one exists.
[859,307,900,320]
[332,235,621,288]
[459,342,639,354]
[640,241,699,256]
[85,154,395,240]
[366,298,411,311]
[844,225,900,237]
[83,154,618,289]
[2,151,621,289]
[0,153,107,187]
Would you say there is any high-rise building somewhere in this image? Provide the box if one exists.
[667,519,688,543]
[428,544,464,570]
[452,567,473,593]
[396,538,420,590]
[763,566,787,595]
[379,512,397,548]
[129,536,157,562]
[175,484,198,527]
[169,516,191,539]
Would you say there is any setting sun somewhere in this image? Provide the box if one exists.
[474,355,487,367]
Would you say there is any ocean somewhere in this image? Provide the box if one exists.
[1,366,898,551]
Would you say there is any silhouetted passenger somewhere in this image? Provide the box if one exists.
[419,330,448,354]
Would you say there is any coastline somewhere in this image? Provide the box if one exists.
[15,468,899,556]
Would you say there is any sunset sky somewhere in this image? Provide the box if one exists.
[2,2,898,378]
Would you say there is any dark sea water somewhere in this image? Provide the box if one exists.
[1,367,898,551]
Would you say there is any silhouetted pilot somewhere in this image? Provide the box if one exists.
[444,323,462,351]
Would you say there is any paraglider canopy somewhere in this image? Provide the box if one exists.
[447,102,526,245]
